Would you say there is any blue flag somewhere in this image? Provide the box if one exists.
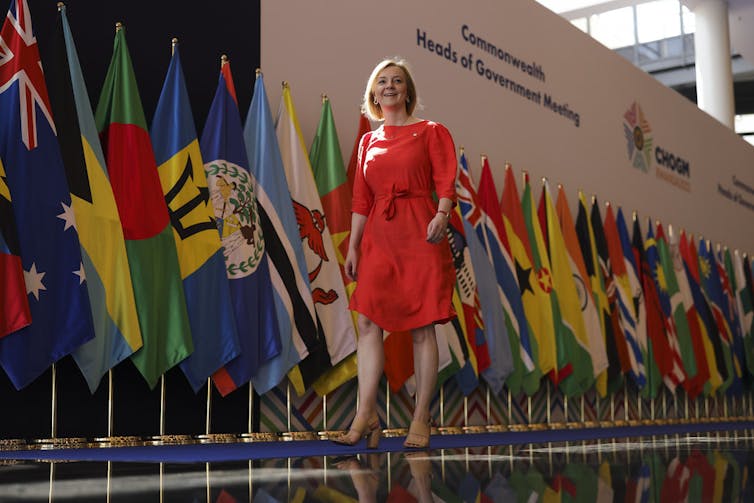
[0,0,94,389]
[198,61,281,396]
[151,44,241,393]
[243,73,328,394]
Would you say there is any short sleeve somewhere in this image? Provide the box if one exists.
[351,132,374,216]
[427,122,458,204]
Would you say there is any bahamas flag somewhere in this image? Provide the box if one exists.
[151,42,241,393]
[0,0,94,389]
[95,25,192,388]
[199,59,281,396]
[46,4,142,392]
[243,72,322,394]
[0,156,30,337]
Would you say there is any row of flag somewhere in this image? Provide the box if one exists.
[0,0,359,396]
[450,147,754,400]
[1,0,753,406]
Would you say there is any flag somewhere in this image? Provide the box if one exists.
[0,0,94,389]
[667,225,710,398]
[643,223,686,392]
[590,198,628,393]
[94,24,192,388]
[720,247,748,384]
[499,163,553,385]
[151,43,241,393]
[698,239,741,394]
[45,5,143,392]
[575,192,616,397]
[555,186,608,381]
[456,152,515,394]
[478,159,540,393]
[680,232,725,394]
[346,113,370,193]
[632,215,670,399]
[655,223,700,395]
[616,209,648,382]
[603,203,646,389]
[243,72,325,394]
[200,60,281,396]
[0,155,30,337]
[538,179,592,396]
[733,250,754,377]
[447,207,489,394]
[308,95,358,395]
[276,83,355,391]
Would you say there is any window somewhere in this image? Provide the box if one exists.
[590,7,635,49]
[636,0,682,44]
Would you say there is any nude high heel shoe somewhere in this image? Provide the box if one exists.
[403,418,431,449]
[332,414,382,449]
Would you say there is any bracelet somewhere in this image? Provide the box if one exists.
[436,209,450,219]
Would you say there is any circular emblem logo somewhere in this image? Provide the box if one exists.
[204,160,264,278]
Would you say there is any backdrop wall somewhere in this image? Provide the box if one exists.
[261,0,754,253]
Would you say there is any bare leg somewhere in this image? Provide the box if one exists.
[340,314,384,443]
[411,324,438,424]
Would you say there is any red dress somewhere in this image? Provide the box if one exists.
[350,120,457,332]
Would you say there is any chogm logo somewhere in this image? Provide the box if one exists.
[623,102,652,172]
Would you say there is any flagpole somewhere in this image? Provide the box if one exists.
[159,375,166,438]
[107,369,114,438]
[50,363,57,440]
[248,383,254,434]
[205,378,211,435]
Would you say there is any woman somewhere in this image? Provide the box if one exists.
[335,58,458,450]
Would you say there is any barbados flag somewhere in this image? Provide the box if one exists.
[199,59,281,396]
[0,0,94,389]
[151,43,241,393]
[45,4,142,392]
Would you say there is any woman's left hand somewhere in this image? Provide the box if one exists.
[426,213,449,244]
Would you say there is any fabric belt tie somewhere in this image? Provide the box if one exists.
[376,185,430,220]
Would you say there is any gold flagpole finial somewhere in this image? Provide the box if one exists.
[115,22,123,32]
[255,68,262,77]
[505,162,512,170]
[321,93,328,104]
[282,81,289,89]
[459,146,465,155]
[221,55,229,68]
[480,153,487,160]
[171,38,178,56]
[57,2,65,11]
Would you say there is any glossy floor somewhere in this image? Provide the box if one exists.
[1,434,753,501]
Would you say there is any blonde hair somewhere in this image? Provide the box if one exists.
[362,58,418,121]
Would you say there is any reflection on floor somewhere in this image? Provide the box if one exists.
[2,434,754,501]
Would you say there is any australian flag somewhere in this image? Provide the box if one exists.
[0,0,94,389]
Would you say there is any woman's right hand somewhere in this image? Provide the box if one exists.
[345,248,359,281]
